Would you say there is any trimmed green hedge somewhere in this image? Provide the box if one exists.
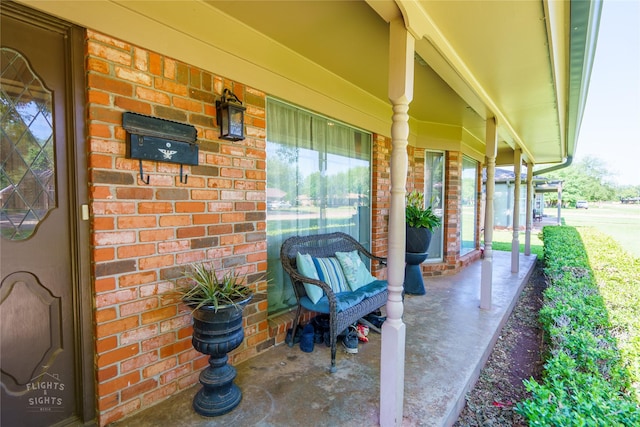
[516,226,640,426]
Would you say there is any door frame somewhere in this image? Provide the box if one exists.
[3,3,95,423]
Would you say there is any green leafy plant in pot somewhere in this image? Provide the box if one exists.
[179,263,252,311]
[405,190,442,253]
[173,263,253,417]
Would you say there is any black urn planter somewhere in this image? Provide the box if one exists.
[405,226,433,295]
[190,294,252,417]
[406,225,433,253]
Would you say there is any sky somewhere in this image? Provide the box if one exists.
[575,0,640,186]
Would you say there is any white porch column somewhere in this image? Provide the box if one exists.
[524,162,533,256]
[380,18,414,427]
[481,117,497,310]
[557,181,562,225]
[511,149,521,273]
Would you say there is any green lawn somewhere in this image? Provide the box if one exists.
[561,202,640,258]
[490,229,544,258]
[490,202,640,259]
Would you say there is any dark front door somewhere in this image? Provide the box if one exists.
[1,5,93,426]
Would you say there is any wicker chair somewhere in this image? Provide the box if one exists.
[280,232,387,372]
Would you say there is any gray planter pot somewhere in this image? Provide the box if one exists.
[190,294,252,417]
[406,225,433,254]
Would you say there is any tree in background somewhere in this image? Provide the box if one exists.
[545,156,619,206]
[266,147,301,206]
[619,185,640,201]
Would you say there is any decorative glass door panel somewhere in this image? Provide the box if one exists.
[1,48,55,241]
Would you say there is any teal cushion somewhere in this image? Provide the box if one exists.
[354,280,388,299]
[312,257,350,293]
[299,280,388,314]
[299,292,365,314]
[335,250,377,291]
[296,252,324,304]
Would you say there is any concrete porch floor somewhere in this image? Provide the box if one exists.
[113,250,537,427]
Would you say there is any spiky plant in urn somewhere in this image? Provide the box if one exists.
[405,190,442,294]
[173,263,252,417]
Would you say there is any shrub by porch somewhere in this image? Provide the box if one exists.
[517,226,640,424]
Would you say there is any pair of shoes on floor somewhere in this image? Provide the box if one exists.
[311,314,330,330]
[326,329,344,348]
[313,328,324,344]
[300,323,315,353]
[356,323,369,343]
[342,325,358,354]
[363,312,386,329]
[311,315,329,344]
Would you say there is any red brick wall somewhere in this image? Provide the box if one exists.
[370,140,478,276]
[445,151,462,265]
[86,30,269,425]
[371,134,390,269]
[85,29,479,425]
[406,145,425,192]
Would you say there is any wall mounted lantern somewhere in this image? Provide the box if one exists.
[216,88,246,141]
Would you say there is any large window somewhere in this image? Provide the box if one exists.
[461,156,478,255]
[424,151,444,261]
[266,98,372,315]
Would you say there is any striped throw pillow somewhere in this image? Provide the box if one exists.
[312,256,349,294]
[296,252,324,304]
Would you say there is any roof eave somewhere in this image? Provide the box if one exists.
[565,0,603,160]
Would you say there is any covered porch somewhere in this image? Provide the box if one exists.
[0,1,600,425]
[113,250,536,427]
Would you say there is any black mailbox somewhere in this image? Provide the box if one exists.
[122,112,198,183]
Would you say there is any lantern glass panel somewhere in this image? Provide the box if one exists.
[220,106,230,137]
[229,106,244,138]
